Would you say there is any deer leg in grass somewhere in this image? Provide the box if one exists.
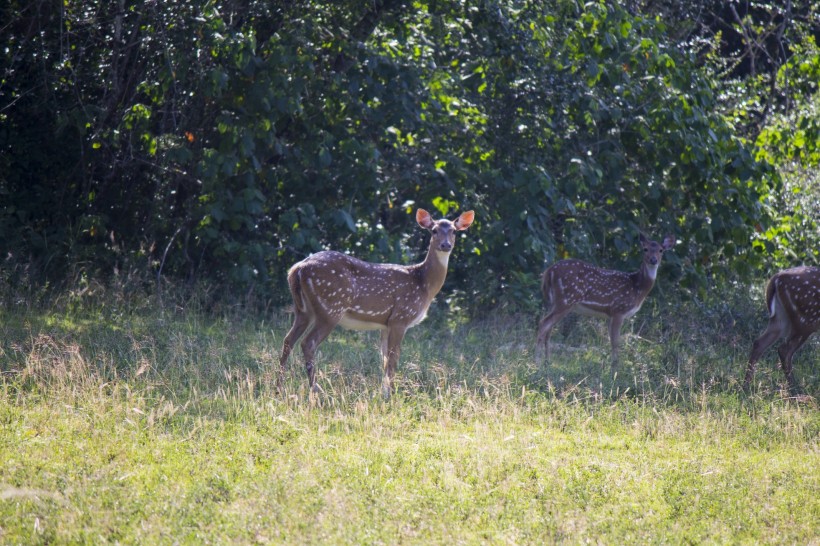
[778,333,809,392]
[536,307,573,362]
[381,326,407,397]
[299,319,338,391]
[745,326,781,386]
[607,315,625,368]
[279,313,311,375]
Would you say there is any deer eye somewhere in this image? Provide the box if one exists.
[432,227,439,234]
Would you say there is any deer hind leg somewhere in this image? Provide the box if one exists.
[744,322,784,387]
[299,318,338,392]
[536,307,573,364]
[777,333,809,394]
[607,315,625,370]
[279,311,312,372]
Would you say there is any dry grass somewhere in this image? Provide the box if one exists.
[0,287,818,543]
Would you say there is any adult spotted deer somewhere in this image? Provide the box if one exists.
[744,266,820,392]
[279,208,475,397]
[536,233,675,368]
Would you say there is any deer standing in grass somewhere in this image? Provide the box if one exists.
[744,266,820,392]
[279,208,475,397]
[536,233,675,368]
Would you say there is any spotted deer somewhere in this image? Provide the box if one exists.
[279,208,475,396]
[744,266,820,392]
[536,233,675,368]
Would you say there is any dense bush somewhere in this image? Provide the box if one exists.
[1,0,817,309]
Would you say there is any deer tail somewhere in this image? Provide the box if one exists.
[287,265,307,313]
[765,274,779,318]
[541,268,554,312]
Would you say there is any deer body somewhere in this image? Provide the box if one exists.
[289,251,445,331]
[279,209,474,396]
[745,266,820,392]
[536,234,675,367]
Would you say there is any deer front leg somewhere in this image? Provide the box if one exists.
[381,326,407,398]
[608,315,625,370]
[379,329,390,396]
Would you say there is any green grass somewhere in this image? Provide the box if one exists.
[0,288,818,544]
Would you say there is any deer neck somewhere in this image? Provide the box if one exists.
[632,261,660,294]
[416,246,451,298]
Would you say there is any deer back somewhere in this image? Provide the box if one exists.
[289,251,433,330]
[544,259,653,316]
[768,266,820,334]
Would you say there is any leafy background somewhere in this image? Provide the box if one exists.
[1,0,818,310]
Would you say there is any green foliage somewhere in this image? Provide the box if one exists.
[0,0,796,309]
[748,36,820,267]
[670,0,820,270]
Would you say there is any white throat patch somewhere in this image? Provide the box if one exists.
[435,250,451,268]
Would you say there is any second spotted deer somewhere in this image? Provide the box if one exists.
[536,233,675,368]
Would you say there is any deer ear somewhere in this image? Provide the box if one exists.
[454,210,475,231]
[662,235,675,250]
[416,209,434,229]
[639,233,648,244]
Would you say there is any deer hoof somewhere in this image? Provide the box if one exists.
[381,378,393,399]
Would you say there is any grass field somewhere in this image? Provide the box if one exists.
[1,286,818,544]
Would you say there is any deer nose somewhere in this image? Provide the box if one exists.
[648,256,658,265]
[439,241,453,252]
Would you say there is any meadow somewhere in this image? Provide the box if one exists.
[0,283,818,544]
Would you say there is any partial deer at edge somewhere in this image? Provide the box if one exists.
[536,233,675,368]
[279,208,475,397]
[744,266,820,393]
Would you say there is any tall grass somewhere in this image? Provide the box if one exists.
[0,281,818,543]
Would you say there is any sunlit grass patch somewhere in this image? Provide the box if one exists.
[0,291,818,543]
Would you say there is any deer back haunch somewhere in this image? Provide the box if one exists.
[745,266,820,392]
[536,233,675,368]
[278,208,474,397]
